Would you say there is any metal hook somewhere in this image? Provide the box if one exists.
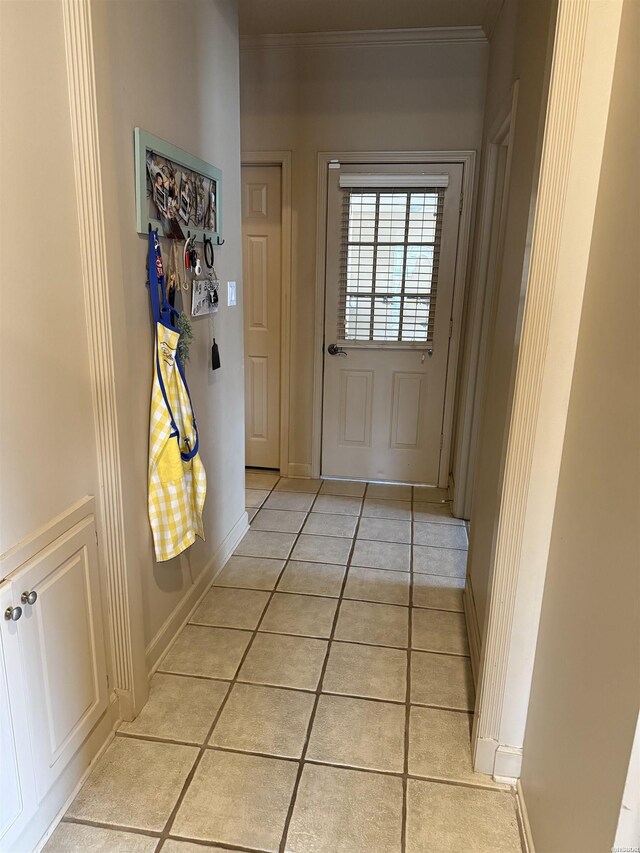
[204,235,215,269]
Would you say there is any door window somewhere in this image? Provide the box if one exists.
[339,188,445,344]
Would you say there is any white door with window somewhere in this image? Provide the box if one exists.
[322,163,464,485]
[242,165,282,469]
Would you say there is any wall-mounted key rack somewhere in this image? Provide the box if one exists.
[134,128,224,246]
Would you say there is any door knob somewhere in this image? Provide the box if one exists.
[4,606,22,622]
[21,590,37,605]
[327,343,347,356]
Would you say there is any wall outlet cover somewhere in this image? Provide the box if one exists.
[227,281,237,306]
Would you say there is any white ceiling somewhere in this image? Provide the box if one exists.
[238,0,503,37]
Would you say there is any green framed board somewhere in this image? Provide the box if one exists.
[134,128,223,244]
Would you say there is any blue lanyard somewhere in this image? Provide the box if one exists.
[148,229,179,328]
[148,230,200,461]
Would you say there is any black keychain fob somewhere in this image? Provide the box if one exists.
[211,338,221,371]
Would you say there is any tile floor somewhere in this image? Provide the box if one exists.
[46,472,525,853]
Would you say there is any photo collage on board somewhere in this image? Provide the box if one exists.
[146,151,217,240]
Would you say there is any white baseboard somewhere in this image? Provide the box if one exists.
[463,576,482,685]
[516,779,536,853]
[286,462,313,479]
[145,511,249,674]
[494,745,523,782]
[474,735,523,783]
[474,735,499,776]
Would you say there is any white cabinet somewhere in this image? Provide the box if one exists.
[0,581,36,847]
[0,514,109,853]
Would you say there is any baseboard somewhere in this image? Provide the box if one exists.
[145,511,249,674]
[463,576,482,686]
[516,779,536,853]
[448,471,456,506]
[474,735,499,776]
[494,744,523,782]
[287,462,313,479]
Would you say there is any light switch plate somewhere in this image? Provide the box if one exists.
[227,281,237,307]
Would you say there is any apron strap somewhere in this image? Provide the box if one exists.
[148,229,200,461]
[148,229,179,326]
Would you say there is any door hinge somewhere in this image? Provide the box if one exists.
[95,530,99,547]
[449,318,454,339]
[440,433,444,450]
[459,192,464,214]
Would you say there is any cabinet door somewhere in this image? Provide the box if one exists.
[0,582,37,849]
[12,516,109,803]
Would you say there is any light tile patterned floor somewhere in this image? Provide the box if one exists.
[46,473,525,853]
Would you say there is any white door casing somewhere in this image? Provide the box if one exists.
[242,165,282,469]
[321,163,464,485]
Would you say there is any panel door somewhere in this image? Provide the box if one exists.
[0,582,37,851]
[242,165,282,469]
[11,516,108,803]
[322,163,463,485]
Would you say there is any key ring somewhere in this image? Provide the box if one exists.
[204,235,215,270]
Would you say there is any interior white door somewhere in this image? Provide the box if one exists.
[12,515,108,803]
[242,165,282,469]
[322,163,464,485]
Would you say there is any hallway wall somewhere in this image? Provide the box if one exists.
[0,0,100,554]
[239,35,488,474]
[450,0,517,521]
[520,1,640,847]
[92,0,246,662]
[464,0,555,638]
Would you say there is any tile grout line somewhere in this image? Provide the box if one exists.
[117,681,477,714]
[401,484,416,853]
[62,471,284,851]
[65,811,277,853]
[110,730,511,792]
[157,474,325,853]
[64,477,505,852]
[157,632,470,659]
[153,470,294,852]
[276,481,368,853]
[193,573,466,612]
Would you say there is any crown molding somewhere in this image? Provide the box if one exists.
[240,26,487,51]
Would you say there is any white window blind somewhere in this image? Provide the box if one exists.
[339,173,449,189]
[339,186,445,344]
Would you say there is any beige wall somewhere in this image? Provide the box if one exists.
[92,0,245,651]
[520,1,640,848]
[240,37,488,472]
[0,0,100,554]
[450,0,518,519]
[465,0,555,636]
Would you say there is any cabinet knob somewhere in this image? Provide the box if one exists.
[4,606,22,622]
[21,590,38,605]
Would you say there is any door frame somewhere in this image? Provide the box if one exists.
[452,85,519,520]
[312,150,477,484]
[241,152,293,476]
[470,0,624,782]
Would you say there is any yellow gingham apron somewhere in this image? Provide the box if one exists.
[147,230,206,561]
